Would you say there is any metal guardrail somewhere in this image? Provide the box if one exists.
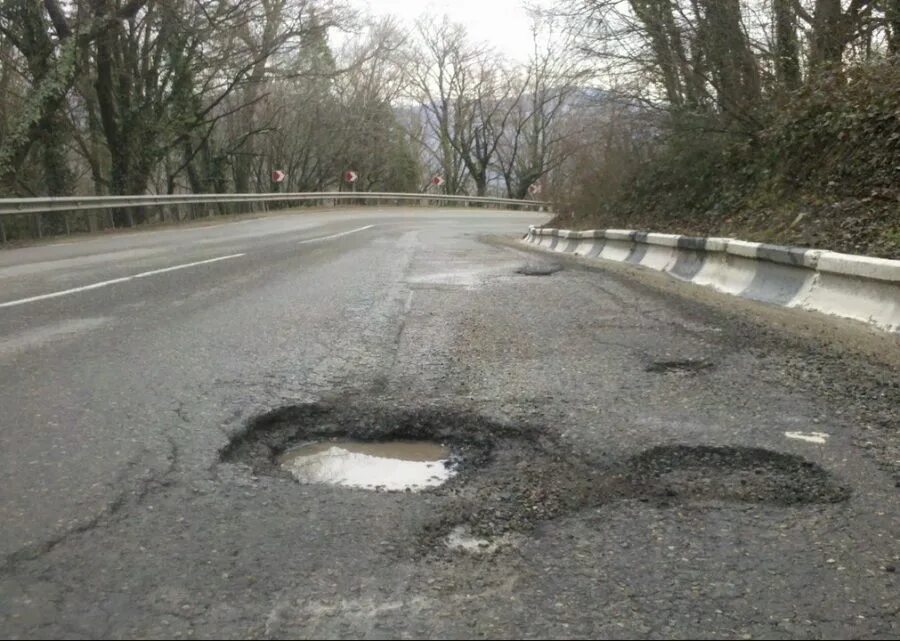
[0,191,550,243]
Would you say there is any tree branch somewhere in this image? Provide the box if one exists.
[42,0,71,39]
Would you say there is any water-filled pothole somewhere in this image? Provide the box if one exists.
[278,440,457,492]
[221,400,852,554]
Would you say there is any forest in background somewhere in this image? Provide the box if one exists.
[554,0,900,258]
[0,0,596,204]
[0,1,898,255]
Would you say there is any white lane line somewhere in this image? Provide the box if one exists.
[297,225,376,244]
[0,253,246,309]
[130,254,245,278]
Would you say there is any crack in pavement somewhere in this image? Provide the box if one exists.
[0,436,180,575]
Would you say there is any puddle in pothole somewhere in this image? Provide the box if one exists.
[278,440,457,492]
[221,401,853,558]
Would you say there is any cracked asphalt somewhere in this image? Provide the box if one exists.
[0,207,897,639]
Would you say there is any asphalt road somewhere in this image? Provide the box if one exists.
[0,207,897,639]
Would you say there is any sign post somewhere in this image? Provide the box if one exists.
[343,170,359,202]
[272,170,286,195]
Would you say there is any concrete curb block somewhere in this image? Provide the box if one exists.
[524,226,900,333]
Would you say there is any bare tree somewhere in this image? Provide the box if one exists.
[0,0,147,195]
[495,18,586,199]
[406,18,480,195]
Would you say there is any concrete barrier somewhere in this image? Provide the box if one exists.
[523,226,900,333]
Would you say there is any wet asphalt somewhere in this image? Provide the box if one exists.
[0,207,897,639]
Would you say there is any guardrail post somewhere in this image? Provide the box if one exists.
[0,217,6,243]
[34,212,43,238]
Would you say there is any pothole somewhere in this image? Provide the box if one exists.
[516,263,563,276]
[220,400,601,547]
[623,445,851,506]
[220,403,500,482]
[220,401,851,555]
[278,440,457,492]
[646,359,712,375]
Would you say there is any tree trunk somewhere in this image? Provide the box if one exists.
[810,0,844,70]
[0,38,79,194]
[183,140,204,193]
[697,0,761,124]
[474,171,487,197]
[39,109,74,196]
[232,90,255,193]
[887,0,900,55]
[773,0,802,90]
[630,0,685,108]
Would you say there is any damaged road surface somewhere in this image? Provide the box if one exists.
[0,207,898,639]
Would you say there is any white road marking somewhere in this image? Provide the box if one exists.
[297,225,375,244]
[785,431,830,444]
[0,253,246,309]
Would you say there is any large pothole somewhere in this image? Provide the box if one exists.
[220,401,851,552]
[219,401,603,545]
[220,403,505,479]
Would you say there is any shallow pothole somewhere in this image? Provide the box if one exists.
[623,445,851,506]
[646,359,713,375]
[278,440,458,492]
[516,263,563,276]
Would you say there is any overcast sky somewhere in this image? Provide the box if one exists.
[356,0,542,62]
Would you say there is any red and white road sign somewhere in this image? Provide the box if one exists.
[343,170,358,183]
[528,182,542,195]
[271,170,286,183]
[431,175,445,187]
